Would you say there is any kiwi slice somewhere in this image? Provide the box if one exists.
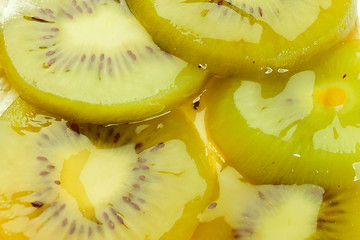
[127,0,356,76]
[192,166,360,240]
[205,40,360,188]
[0,103,216,240]
[0,0,209,124]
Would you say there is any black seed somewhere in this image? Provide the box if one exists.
[135,143,143,149]
[76,6,83,13]
[43,35,54,39]
[146,46,154,53]
[40,171,50,176]
[131,203,140,211]
[133,184,140,189]
[62,218,68,227]
[47,58,56,66]
[42,133,50,139]
[208,202,217,209]
[127,50,137,61]
[259,7,263,16]
[69,221,76,234]
[138,198,146,203]
[117,216,124,224]
[151,142,165,152]
[343,74,347,79]
[23,16,54,23]
[37,156,48,161]
[113,133,120,143]
[122,196,131,202]
[54,180,61,185]
[62,10,74,19]
[51,27,59,32]
[329,201,339,207]
[46,8,54,14]
[138,158,147,163]
[103,212,109,220]
[258,191,265,200]
[139,175,146,181]
[31,201,44,208]
[109,221,115,229]
[46,50,56,56]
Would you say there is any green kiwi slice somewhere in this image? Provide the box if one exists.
[192,166,360,240]
[0,103,216,240]
[127,0,356,76]
[0,0,209,124]
[205,40,360,188]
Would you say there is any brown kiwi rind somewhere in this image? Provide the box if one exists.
[0,99,217,240]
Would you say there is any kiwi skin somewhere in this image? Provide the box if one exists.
[127,0,357,76]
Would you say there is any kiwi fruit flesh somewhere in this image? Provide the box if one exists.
[127,0,356,76]
[0,100,216,240]
[205,40,360,188]
[0,0,209,124]
[192,166,360,240]
[0,68,18,116]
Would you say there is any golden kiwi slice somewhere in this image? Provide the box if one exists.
[205,40,360,188]
[191,166,360,240]
[127,0,356,75]
[0,102,216,240]
[0,0,209,124]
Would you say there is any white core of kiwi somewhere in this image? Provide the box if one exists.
[3,0,190,104]
[0,120,207,239]
[155,0,332,42]
[201,167,324,240]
